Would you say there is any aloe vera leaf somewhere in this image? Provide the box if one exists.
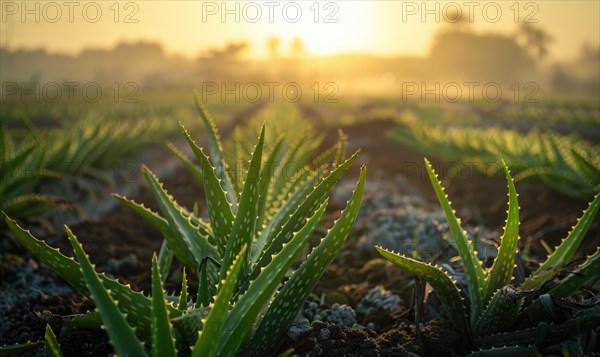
[112,193,170,231]
[250,150,360,281]
[284,135,346,203]
[66,227,147,357]
[170,307,210,349]
[220,126,264,282]
[310,129,347,171]
[474,307,600,349]
[279,137,326,202]
[113,194,177,278]
[522,249,600,326]
[77,127,113,168]
[178,267,189,311]
[522,193,600,290]
[62,311,102,329]
[541,172,593,199]
[181,124,235,250]
[113,194,173,236]
[45,325,62,357]
[166,141,204,183]
[249,166,365,356]
[142,166,220,271]
[425,158,485,323]
[228,133,243,192]
[266,136,311,209]
[151,255,178,357]
[376,246,470,338]
[3,140,36,175]
[484,161,520,302]
[253,169,315,259]
[473,286,521,337]
[193,93,238,209]
[44,131,72,168]
[186,208,213,231]
[0,341,43,355]
[257,136,284,229]
[218,195,337,356]
[3,170,62,197]
[69,123,102,168]
[540,192,600,267]
[334,129,347,164]
[4,215,180,340]
[157,241,173,282]
[295,133,324,168]
[465,346,535,357]
[179,207,214,243]
[197,258,212,308]
[570,148,600,184]
[0,194,65,218]
[192,246,247,357]
[0,125,14,163]
[550,247,600,297]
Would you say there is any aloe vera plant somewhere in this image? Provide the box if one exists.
[4,96,366,356]
[389,125,600,200]
[377,158,600,353]
[1,110,183,222]
[0,124,64,219]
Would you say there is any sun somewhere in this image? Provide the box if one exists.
[257,1,378,56]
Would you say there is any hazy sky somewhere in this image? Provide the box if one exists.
[1,1,598,61]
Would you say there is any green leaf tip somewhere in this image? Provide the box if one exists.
[45,324,62,357]
[424,158,485,324]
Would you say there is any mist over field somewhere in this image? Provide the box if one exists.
[1,24,598,96]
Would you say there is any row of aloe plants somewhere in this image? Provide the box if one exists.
[495,101,600,127]
[1,124,64,218]
[389,124,599,200]
[1,111,182,220]
[1,94,366,356]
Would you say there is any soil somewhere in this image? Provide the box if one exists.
[1,102,598,356]
[273,320,466,357]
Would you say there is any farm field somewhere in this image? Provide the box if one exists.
[1,92,599,356]
[1,2,599,356]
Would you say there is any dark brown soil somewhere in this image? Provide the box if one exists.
[0,287,112,357]
[275,320,466,357]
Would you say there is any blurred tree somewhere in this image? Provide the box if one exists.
[440,5,472,32]
[517,23,554,60]
[208,42,249,61]
[267,36,281,58]
[290,37,306,58]
[429,31,533,82]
